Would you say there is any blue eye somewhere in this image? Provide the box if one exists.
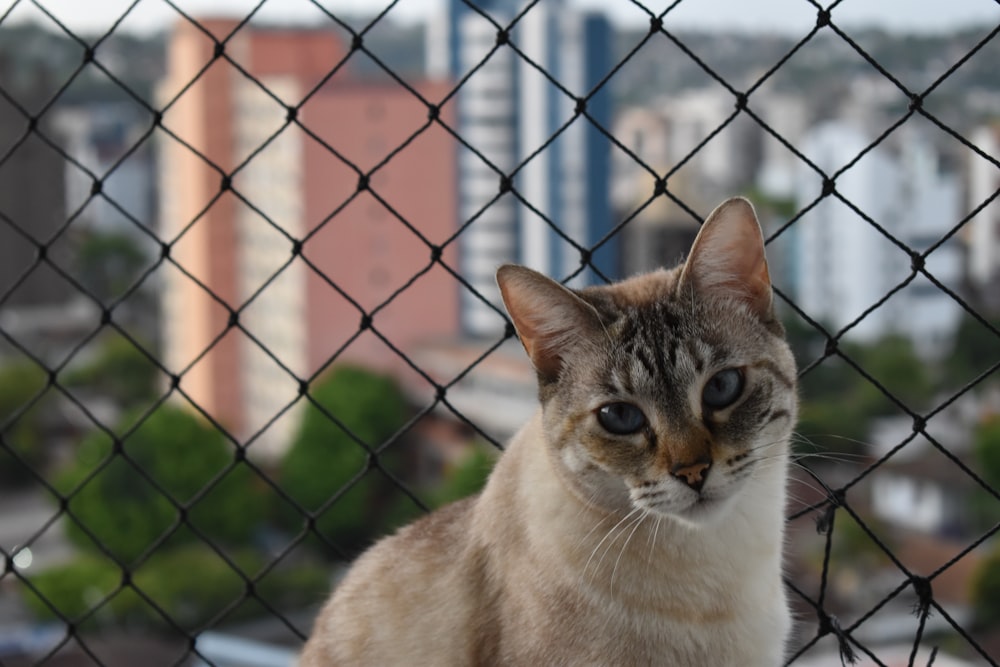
[597,402,647,435]
[703,368,744,409]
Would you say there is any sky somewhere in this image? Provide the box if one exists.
[4,0,1000,35]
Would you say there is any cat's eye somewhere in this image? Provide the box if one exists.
[702,368,744,409]
[596,402,647,435]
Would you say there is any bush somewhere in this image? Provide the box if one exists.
[381,443,498,535]
[58,403,265,564]
[429,445,496,508]
[278,365,410,552]
[22,545,330,632]
[62,334,161,408]
[0,359,50,487]
[970,543,1000,631]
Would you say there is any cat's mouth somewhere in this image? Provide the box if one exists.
[632,486,735,524]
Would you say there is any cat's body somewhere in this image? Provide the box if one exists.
[300,198,797,666]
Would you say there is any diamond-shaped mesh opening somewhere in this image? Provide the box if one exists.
[1,1,1000,665]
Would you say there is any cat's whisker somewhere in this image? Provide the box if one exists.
[790,452,867,466]
[593,509,647,593]
[611,511,648,597]
[572,489,616,554]
[646,513,662,562]
[583,507,643,580]
[784,476,830,502]
[791,431,877,452]
[597,509,647,581]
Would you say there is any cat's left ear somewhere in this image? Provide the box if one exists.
[497,265,604,383]
[678,197,774,320]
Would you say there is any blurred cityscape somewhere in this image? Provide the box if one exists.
[0,1,999,665]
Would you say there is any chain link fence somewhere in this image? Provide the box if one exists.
[0,0,999,665]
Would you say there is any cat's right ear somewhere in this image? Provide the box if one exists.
[497,265,603,383]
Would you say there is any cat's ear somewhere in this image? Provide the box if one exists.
[678,197,774,320]
[497,265,603,382]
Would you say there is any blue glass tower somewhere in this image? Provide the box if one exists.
[443,0,616,335]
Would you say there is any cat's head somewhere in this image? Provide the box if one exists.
[497,197,797,525]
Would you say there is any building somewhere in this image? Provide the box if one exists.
[793,121,962,357]
[967,123,1000,307]
[435,0,616,335]
[0,56,71,311]
[53,102,157,243]
[158,19,458,455]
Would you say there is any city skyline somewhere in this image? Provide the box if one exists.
[5,0,1000,35]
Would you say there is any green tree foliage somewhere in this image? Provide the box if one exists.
[970,542,1000,631]
[63,334,161,408]
[0,359,50,486]
[278,365,410,552]
[943,314,1000,390]
[383,444,499,533]
[970,417,1000,532]
[58,403,264,564]
[429,445,496,508]
[75,230,148,302]
[792,328,933,456]
[22,544,329,632]
[974,417,1000,489]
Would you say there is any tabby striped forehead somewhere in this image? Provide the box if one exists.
[600,301,694,395]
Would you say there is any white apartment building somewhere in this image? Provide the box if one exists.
[967,124,1000,292]
[794,121,962,357]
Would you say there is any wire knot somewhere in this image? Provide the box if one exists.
[819,614,857,664]
[815,489,844,535]
[910,576,933,619]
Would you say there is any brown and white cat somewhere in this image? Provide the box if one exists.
[300,197,798,666]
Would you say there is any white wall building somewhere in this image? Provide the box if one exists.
[53,103,156,240]
[794,121,962,357]
[967,123,1000,291]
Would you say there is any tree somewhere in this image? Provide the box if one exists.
[794,334,933,457]
[22,544,330,633]
[970,417,1000,533]
[58,403,264,564]
[942,314,1000,391]
[0,359,50,486]
[75,229,148,303]
[970,542,1000,631]
[429,445,496,508]
[63,334,161,408]
[278,365,410,553]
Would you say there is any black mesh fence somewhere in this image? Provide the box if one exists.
[0,0,999,665]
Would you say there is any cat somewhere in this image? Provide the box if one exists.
[299,197,798,666]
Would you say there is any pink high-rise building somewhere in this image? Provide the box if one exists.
[158,19,458,455]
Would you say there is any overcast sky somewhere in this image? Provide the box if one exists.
[6,0,1000,35]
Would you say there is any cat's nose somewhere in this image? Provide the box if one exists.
[671,459,712,493]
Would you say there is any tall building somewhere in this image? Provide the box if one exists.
[967,123,1000,304]
[793,121,961,357]
[0,57,71,310]
[158,19,458,455]
[434,0,615,335]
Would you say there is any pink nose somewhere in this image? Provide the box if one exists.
[671,459,711,492]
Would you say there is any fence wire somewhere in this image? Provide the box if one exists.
[0,0,999,665]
